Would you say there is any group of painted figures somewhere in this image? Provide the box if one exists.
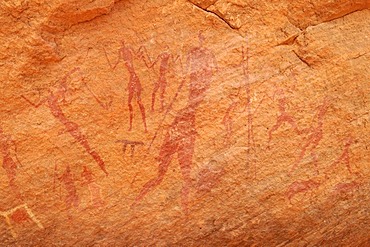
[0,31,362,236]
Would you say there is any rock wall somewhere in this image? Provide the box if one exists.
[0,0,369,245]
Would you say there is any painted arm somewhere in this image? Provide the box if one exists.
[104,48,121,70]
[11,140,23,168]
[171,54,181,64]
[138,46,159,68]
[21,92,47,108]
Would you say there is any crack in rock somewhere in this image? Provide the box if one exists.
[292,50,312,68]
[187,0,240,30]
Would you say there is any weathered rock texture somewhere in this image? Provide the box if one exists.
[0,0,369,245]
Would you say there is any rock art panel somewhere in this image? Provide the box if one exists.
[0,0,369,245]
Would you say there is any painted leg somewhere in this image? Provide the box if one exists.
[151,81,160,111]
[132,135,176,207]
[137,96,148,132]
[178,136,195,214]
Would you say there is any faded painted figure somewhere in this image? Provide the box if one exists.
[268,86,299,147]
[133,32,218,213]
[21,68,108,176]
[140,46,178,112]
[290,97,331,175]
[0,126,22,199]
[105,40,147,132]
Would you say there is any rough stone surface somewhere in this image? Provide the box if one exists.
[0,0,369,245]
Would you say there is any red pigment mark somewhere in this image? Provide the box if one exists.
[196,160,225,194]
[10,208,30,224]
[285,179,320,203]
[328,136,354,174]
[332,181,360,195]
[290,97,331,175]
[140,46,179,112]
[268,87,299,147]
[133,32,218,214]
[81,166,104,207]
[21,68,108,176]
[59,165,79,209]
[116,139,144,158]
[0,127,22,198]
[104,40,147,132]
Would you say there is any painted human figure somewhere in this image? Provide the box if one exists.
[140,46,178,112]
[0,126,22,198]
[133,32,218,213]
[81,166,104,207]
[268,87,299,146]
[221,85,243,145]
[59,165,79,209]
[290,97,331,174]
[106,40,147,132]
[222,100,238,144]
[21,68,108,176]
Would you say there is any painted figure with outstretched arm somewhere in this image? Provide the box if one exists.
[21,68,108,175]
[105,40,148,132]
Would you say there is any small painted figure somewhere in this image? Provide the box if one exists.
[105,40,147,132]
[290,97,330,175]
[222,87,241,145]
[140,46,179,112]
[268,87,299,147]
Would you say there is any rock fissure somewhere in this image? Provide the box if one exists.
[292,50,312,68]
[187,0,240,31]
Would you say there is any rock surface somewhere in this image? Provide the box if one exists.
[0,0,369,245]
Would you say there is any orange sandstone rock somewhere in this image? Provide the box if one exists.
[0,0,369,245]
